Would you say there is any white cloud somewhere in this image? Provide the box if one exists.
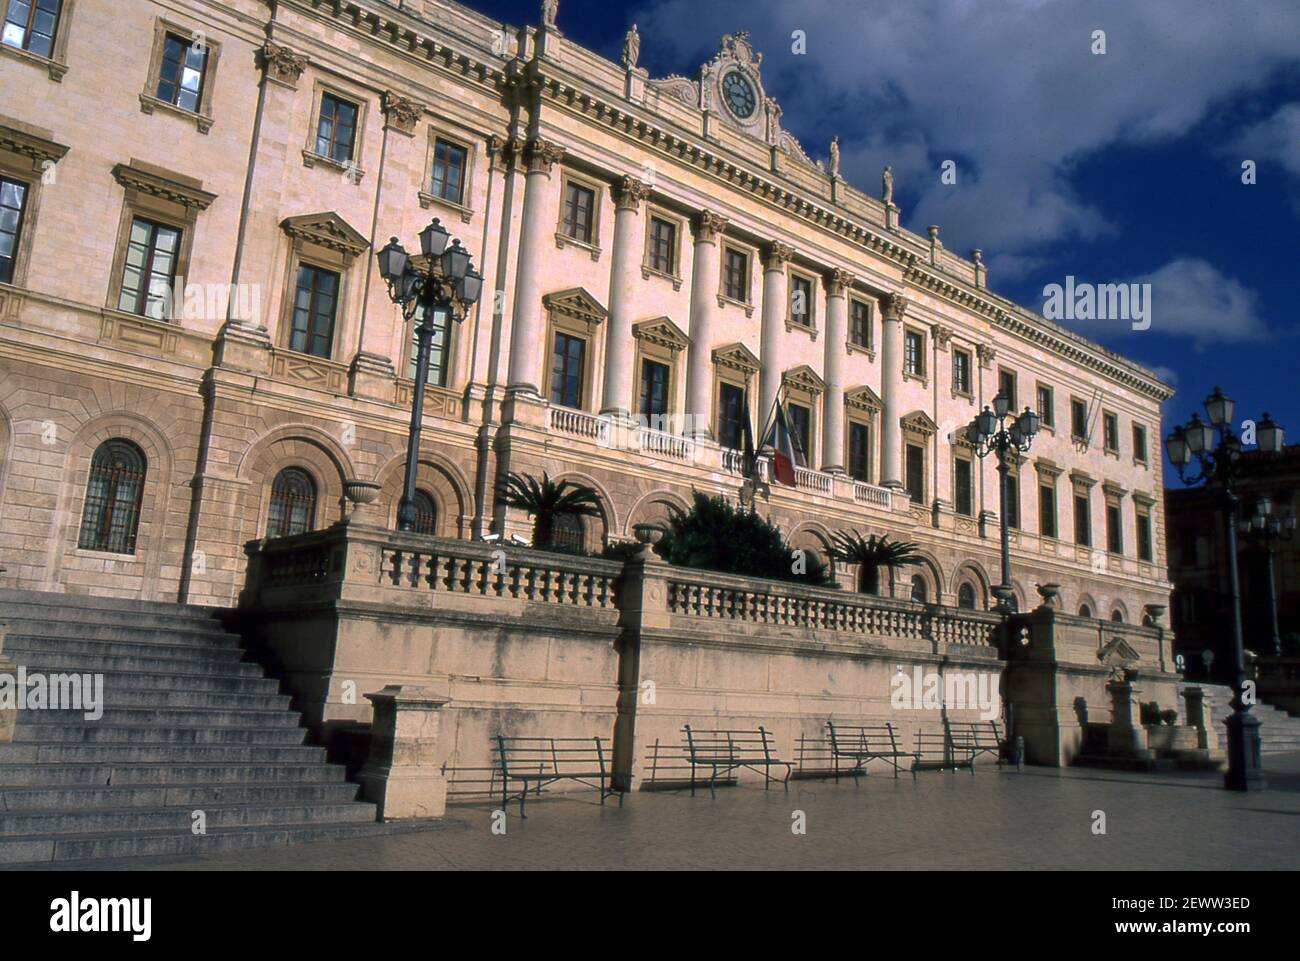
[632,0,1300,273]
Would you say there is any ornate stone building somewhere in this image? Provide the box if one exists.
[0,0,1173,617]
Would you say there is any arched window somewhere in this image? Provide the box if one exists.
[411,490,437,536]
[267,467,317,537]
[910,574,928,603]
[78,439,146,554]
[957,582,977,610]
[551,512,585,553]
[1079,604,1093,619]
[1110,609,1125,623]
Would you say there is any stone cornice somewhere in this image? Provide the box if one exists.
[111,163,217,211]
[0,123,70,165]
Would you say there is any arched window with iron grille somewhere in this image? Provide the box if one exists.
[411,489,437,536]
[957,582,977,610]
[78,439,147,554]
[910,574,928,603]
[551,512,585,553]
[267,467,317,537]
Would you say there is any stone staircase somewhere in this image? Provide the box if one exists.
[0,589,404,865]
[1179,681,1300,755]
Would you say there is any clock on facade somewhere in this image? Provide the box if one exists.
[721,70,757,120]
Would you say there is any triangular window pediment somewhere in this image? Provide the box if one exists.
[281,212,370,258]
[633,316,689,352]
[543,288,608,328]
[712,342,759,374]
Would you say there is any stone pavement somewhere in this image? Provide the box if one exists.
[24,753,1300,871]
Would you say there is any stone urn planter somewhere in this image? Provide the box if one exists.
[343,479,382,518]
[632,523,666,546]
[1143,604,1167,627]
[1035,583,1061,610]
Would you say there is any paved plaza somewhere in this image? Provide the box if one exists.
[22,753,1299,872]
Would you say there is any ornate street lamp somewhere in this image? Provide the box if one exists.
[377,219,482,531]
[1237,487,1296,657]
[966,392,1040,613]
[1165,387,1285,791]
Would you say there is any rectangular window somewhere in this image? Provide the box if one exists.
[1071,399,1088,440]
[408,304,450,388]
[1004,471,1020,530]
[723,247,748,302]
[954,457,973,517]
[952,349,971,395]
[1137,509,1153,562]
[639,358,669,420]
[431,138,468,205]
[905,443,924,504]
[789,275,813,327]
[550,331,585,409]
[1039,484,1057,539]
[289,264,339,358]
[848,422,870,482]
[998,369,1017,410]
[156,33,207,112]
[1103,411,1119,452]
[316,93,359,164]
[1036,384,1054,427]
[1107,504,1123,554]
[3,0,61,58]
[1074,493,1091,547]
[563,181,595,244]
[648,217,676,275]
[904,331,924,377]
[117,217,181,320]
[787,403,810,464]
[1132,423,1148,462]
[850,299,871,348]
[0,176,28,285]
[717,382,746,450]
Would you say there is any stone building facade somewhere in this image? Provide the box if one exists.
[0,0,1173,616]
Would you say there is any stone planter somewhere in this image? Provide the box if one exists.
[343,479,382,519]
[632,523,666,545]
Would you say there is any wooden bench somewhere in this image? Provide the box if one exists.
[946,720,1004,770]
[682,725,793,797]
[493,735,624,818]
[826,721,916,780]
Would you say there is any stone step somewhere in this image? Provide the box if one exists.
[0,800,378,837]
[33,668,283,695]
[0,761,347,787]
[4,621,244,648]
[0,781,362,810]
[18,706,303,728]
[0,742,329,765]
[14,723,309,746]
[83,687,291,710]
[0,587,219,621]
[0,819,423,865]
[19,650,265,677]
[6,634,248,662]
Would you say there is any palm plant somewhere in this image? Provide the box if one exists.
[494,471,603,550]
[830,530,924,595]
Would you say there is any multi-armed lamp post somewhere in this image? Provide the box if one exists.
[376,219,482,532]
[1166,387,1285,791]
[966,392,1040,613]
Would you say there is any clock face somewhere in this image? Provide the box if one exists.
[722,71,757,120]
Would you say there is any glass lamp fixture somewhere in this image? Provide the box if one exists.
[419,218,450,259]
[1256,412,1284,454]
[993,391,1011,419]
[1204,386,1234,428]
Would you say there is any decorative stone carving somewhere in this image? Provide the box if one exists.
[694,209,729,243]
[977,343,997,369]
[281,212,371,260]
[845,384,883,414]
[824,268,856,298]
[525,138,565,174]
[543,287,608,329]
[111,163,216,211]
[0,124,69,168]
[712,342,760,374]
[258,42,308,87]
[762,241,794,271]
[614,175,650,211]
[381,91,424,135]
[783,365,825,395]
[881,292,908,322]
[930,324,953,350]
[632,317,689,353]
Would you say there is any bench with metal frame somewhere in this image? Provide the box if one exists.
[945,719,1004,770]
[682,725,794,798]
[493,734,624,818]
[826,720,917,781]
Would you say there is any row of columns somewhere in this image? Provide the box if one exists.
[501,138,912,488]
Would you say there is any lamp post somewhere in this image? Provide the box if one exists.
[1237,489,1296,657]
[966,392,1040,613]
[1166,388,1284,791]
[376,219,482,531]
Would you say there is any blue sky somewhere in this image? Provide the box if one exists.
[468,0,1300,483]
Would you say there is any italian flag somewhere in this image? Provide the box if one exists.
[764,399,801,487]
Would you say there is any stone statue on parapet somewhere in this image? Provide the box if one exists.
[542,0,558,29]
[623,24,640,69]
[829,136,840,178]
[882,165,894,205]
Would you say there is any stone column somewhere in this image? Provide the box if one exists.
[879,292,908,488]
[601,176,650,416]
[821,269,854,473]
[683,210,728,438]
[506,138,565,397]
[358,686,451,819]
[758,242,794,433]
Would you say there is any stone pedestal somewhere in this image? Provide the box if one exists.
[1181,686,1220,753]
[358,686,451,820]
[1106,680,1150,757]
